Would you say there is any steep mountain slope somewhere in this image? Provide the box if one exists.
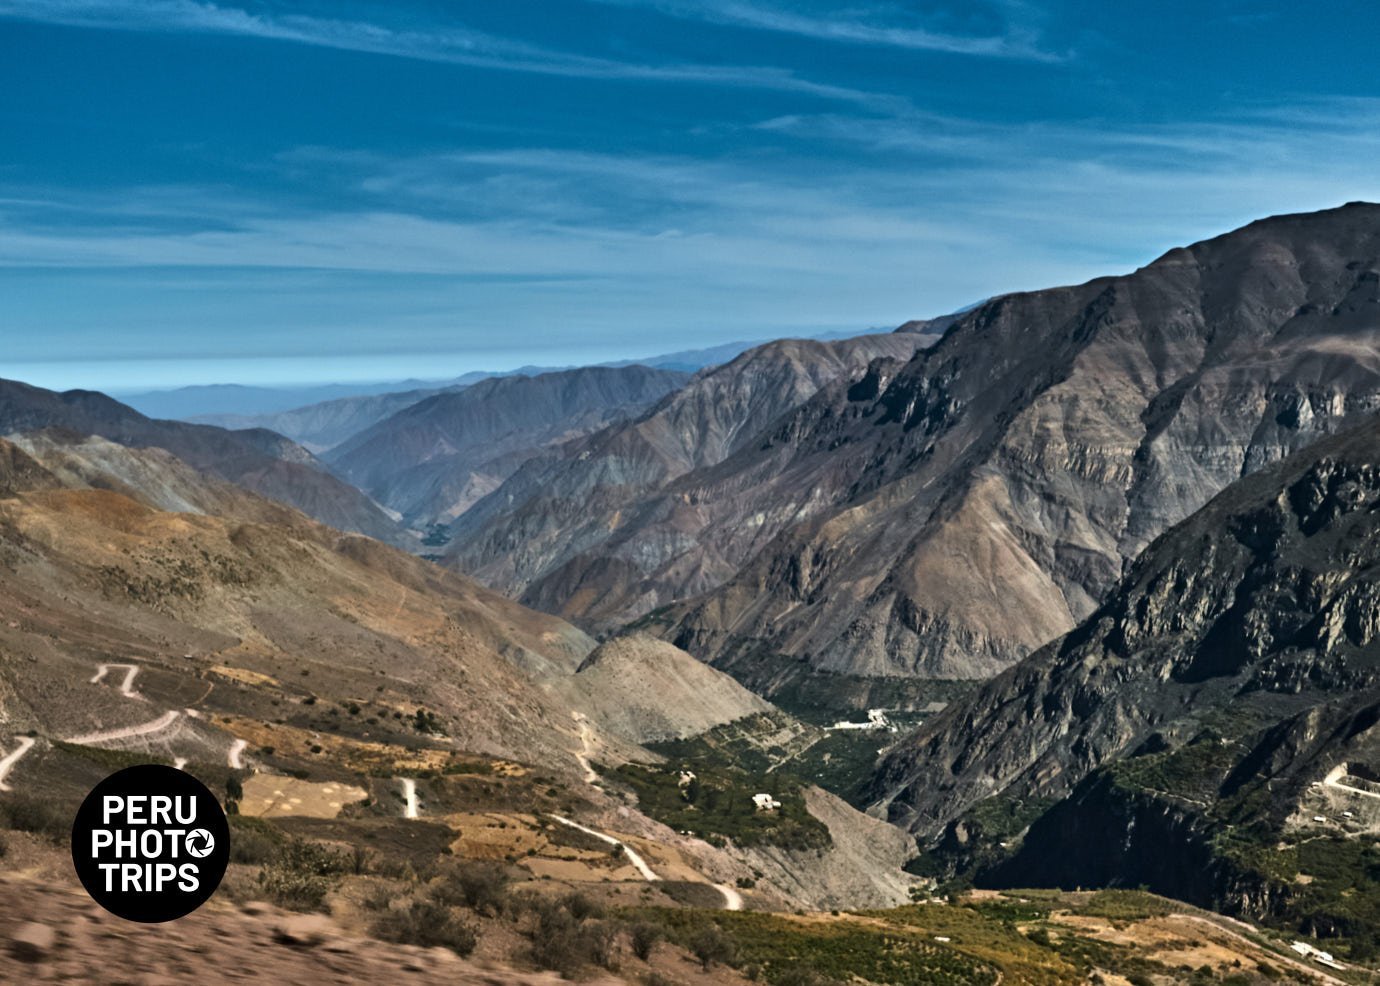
[0,379,406,545]
[445,332,930,627]
[868,415,1380,934]
[549,633,771,745]
[326,365,690,528]
[644,203,1380,693]
[0,435,594,763]
[7,429,305,525]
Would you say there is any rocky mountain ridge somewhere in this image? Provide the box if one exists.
[326,365,691,529]
[642,202,1380,695]
[444,332,932,628]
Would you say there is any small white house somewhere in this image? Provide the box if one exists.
[752,793,782,812]
[677,770,697,789]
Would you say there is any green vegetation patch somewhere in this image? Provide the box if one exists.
[624,908,998,985]
[1079,889,1183,922]
[606,760,830,850]
[1109,735,1243,803]
[50,739,171,772]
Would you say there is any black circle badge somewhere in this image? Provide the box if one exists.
[71,764,231,922]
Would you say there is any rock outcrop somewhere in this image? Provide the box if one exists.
[549,634,771,745]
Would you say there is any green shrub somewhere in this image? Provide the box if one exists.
[372,898,477,956]
[564,891,603,921]
[257,838,349,912]
[228,815,282,864]
[530,899,585,977]
[348,844,373,875]
[690,925,735,971]
[630,921,662,961]
[586,919,622,971]
[432,860,510,916]
[0,793,70,841]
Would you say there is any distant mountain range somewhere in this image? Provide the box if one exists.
[324,365,692,529]
[0,378,408,545]
[443,331,935,627]
[117,334,856,425]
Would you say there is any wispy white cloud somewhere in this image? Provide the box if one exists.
[8,95,1377,301]
[590,0,1065,62]
[0,0,899,107]
[3,73,1379,383]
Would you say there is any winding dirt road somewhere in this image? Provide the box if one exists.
[0,737,36,792]
[90,663,142,699]
[549,814,659,881]
[66,710,181,747]
[712,882,745,911]
[1323,763,1380,801]
[547,813,743,910]
[571,712,597,784]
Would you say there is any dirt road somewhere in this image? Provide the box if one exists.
[90,663,142,699]
[65,710,180,746]
[0,737,36,792]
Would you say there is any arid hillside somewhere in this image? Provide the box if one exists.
[0,431,929,918]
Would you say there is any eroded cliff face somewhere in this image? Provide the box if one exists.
[653,203,1380,689]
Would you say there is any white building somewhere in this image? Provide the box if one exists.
[752,793,782,812]
[1291,941,1346,970]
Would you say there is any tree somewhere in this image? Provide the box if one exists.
[690,925,734,971]
[630,922,662,962]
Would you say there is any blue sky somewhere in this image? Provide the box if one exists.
[2,1,1378,391]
